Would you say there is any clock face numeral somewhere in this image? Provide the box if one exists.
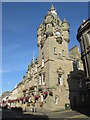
[56,31,61,37]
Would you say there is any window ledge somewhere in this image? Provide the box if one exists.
[54,53,57,55]
[41,66,44,69]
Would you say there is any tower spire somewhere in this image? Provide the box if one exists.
[33,51,34,62]
[50,4,55,10]
[49,4,57,15]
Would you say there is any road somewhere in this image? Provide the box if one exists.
[1,108,90,119]
[1,108,48,119]
[48,110,90,119]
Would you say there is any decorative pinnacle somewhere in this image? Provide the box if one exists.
[31,58,34,66]
[63,18,67,23]
[28,65,31,70]
[40,23,43,28]
[50,4,55,10]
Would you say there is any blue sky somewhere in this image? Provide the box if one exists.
[2,2,88,95]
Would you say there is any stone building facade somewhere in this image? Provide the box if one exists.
[6,5,86,112]
[77,18,90,110]
[0,91,11,107]
[77,18,90,88]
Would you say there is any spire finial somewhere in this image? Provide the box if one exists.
[63,18,67,23]
[50,4,55,10]
[49,4,57,15]
[31,58,34,67]
[40,23,43,28]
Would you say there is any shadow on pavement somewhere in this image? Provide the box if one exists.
[1,108,49,120]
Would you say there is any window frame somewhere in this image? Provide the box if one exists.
[39,74,42,85]
[58,74,63,85]
[42,73,45,85]
[42,58,44,67]
[55,96,58,104]
[54,47,56,53]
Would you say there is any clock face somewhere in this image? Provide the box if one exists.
[56,31,61,37]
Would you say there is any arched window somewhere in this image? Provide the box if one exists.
[55,96,58,104]
[54,47,56,53]
[42,73,45,85]
[58,74,63,85]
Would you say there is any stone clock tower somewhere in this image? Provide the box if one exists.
[36,5,71,110]
[37,5,70,62]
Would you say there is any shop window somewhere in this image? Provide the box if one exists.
[58,74,63,85]
[55,96,58,104]
[42,73,45,85]
[42,58,44,67]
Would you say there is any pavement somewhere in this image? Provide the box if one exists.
[23,109,90,119]
[1,108,90,119]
